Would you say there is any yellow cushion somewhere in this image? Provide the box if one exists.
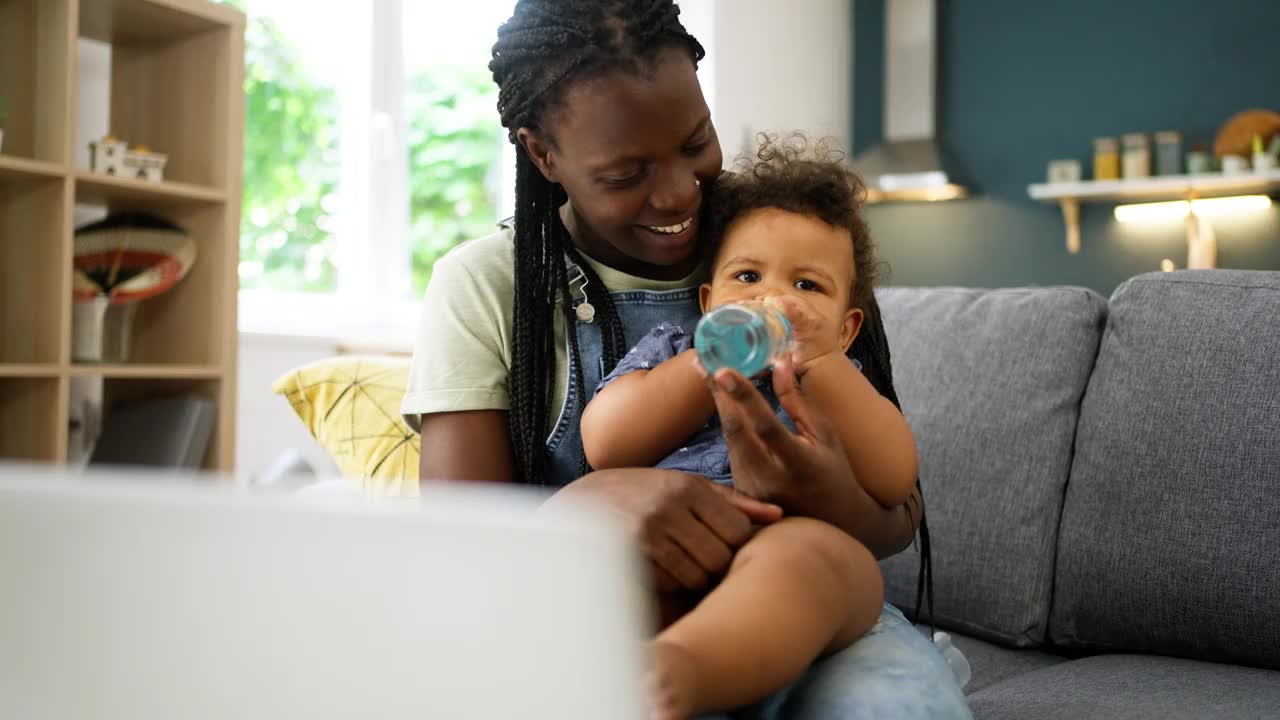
[272,356,419,496]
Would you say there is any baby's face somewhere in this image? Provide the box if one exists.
[701,207,860,351]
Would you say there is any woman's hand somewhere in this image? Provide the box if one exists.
[544,468,782,592]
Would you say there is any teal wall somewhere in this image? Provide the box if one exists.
[853,0,1280,293]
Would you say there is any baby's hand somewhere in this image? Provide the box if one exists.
[763,295,838,372]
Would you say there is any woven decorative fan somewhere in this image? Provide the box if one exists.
[1213,109,1280,158]
[74,213,196,303]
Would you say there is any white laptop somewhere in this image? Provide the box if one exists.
[0,467,650,719]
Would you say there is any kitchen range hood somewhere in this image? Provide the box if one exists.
[853,0,968,203]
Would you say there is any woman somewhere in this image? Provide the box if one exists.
[402,1,969,717]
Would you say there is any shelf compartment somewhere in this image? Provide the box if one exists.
[1,177,70,363]
[87,376,222,469]
[77,8,244,191]
[0,377,64,461]
[0,0,75,164]
[120,203,230,366]
[68,200,231,366]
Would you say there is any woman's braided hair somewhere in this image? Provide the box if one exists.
[489,0,705,485]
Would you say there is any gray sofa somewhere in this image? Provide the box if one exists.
[876,270,1280,719]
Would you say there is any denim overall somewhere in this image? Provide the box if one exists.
[543,256,972,720]
[543,260,704,487]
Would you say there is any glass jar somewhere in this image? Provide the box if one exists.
[1154,131,1183,175]
[1093,137,1120,180]
[1122,133,1151,179]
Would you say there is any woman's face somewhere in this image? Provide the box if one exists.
[518,47,723,279]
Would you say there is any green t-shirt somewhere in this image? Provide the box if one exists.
[401,227,704,433]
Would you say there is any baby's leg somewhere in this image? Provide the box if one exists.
[648,517,883,719]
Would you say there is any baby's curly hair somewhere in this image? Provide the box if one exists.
[704,134,884,313]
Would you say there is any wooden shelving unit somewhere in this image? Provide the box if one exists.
[1029,170,1280,254]
[0,0,244,470]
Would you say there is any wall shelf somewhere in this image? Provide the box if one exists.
[1028,170,1280,256]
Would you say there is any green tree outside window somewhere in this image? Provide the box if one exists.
[228,0,501,295]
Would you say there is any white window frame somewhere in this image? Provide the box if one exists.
[238,0,510,346]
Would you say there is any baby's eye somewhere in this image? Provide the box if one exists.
[795,279,820,292]
[734,271,760,283]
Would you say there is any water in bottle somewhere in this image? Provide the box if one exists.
[694,301,794,378]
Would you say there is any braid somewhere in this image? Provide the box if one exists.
[492,0,704,484]
[508,154,560,480]
[849,295,934,631]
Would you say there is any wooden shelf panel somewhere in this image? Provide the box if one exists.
[70,363,222,379]
[0,376,64,461]
[0,0,75,165]
[0,364,224,380]
[79,0,244,44]
[0,364,62,378]
[75,170,226,209]
[0,155,68,182]
[1029,170,1280,203]
[1,178,69,364]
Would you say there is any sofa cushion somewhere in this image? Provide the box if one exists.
[1050,271,1280,669]
[966,654,1280,720]
[947,632,1066,694]
[877,286,1108,647]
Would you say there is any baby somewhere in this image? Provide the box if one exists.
[581,137,920,719]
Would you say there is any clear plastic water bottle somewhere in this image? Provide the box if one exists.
[932,632,971,690]
[695,301,794,378]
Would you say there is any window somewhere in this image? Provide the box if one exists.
[229,0,514,339]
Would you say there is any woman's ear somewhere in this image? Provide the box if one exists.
[516,128,559,183]
[699,283,713,314]
[840,307,865,353]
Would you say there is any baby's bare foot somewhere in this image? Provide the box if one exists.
[648,640,698,720]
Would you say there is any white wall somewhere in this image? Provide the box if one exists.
[677,0,717,123]
[691,0,852,162]
[236,334,342,477]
